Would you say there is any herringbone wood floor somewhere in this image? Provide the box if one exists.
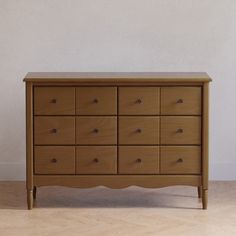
[0,181,235,236]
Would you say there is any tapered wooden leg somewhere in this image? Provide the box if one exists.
[202,189,208,210]
[33,186,37,199]
[198,186,202,198]
[27,189,33,210]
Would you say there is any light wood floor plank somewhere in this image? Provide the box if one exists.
[0,181,235,236]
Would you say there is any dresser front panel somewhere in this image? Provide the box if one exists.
[119,146,159,174]
[76,116,117,144]
[34,116,76,145]
[160,146,201,174]
[119,117,160,144]
[33,85,202,176]
[34,146,75,174]
[76,146,117,174]
[119,87,160,115]
[34,87,76,115]
[160,116,201,145]
[161,87,202,115]
[76,87,117,115]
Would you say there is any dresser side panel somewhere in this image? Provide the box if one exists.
[202,83,209,189]
[26,82,34,190]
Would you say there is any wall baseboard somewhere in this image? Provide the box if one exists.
[0,162,235,181]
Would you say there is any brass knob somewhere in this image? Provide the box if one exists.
[93,98,99,103]
[177,99,183,103]
[136,158,142,163]
[136,99,142,104]
[177,158,183,163]
[93,128,99,133]
[136,128,142,133]
[51,128,57,133]
[177,128,183,133]
[93,158,99,163]
[51,158,57,163]
[51,98,57,103]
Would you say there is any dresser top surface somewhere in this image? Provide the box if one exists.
[24,72,212,83]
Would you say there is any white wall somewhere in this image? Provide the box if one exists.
[0,0,236,180]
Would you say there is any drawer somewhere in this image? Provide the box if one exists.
[161,116,201,144]
[76,87,117,115]
[76,117,117,144]
[119,146,159,174]
[161,87,201,115]
[34,117,75,145]
[160,146,201,174]
[34,146,75,174]
[119,87,160,115]
[34,87,75,115]
[76,146,117,174]
[119,117,159,144]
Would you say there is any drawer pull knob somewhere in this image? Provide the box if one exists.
[177,128,183,133]
[51,158,57,163]
[93,158,99,163]
[177,158,183,163]
[177,99,184,103]
[136,128,142,133]
[136,158,142,163]
[51,128,57,133]
[93,128,99,133]
[51,98,57,103]
[136,99,142,104]
[93,98,99,103]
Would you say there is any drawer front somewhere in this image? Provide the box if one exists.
[119,87,160,115]
[34,87,75,115]
[161,87,201,115]
[34,117,75,145]
[160,146,201,174]
[161,116,201,144]
[76,117,117,144]
[119,146,159,174]
[34,146,75,174]
[76,146,117,174]
[119,117,160,144]
[76,87,117,115]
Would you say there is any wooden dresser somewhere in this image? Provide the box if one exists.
[24,72,211,209]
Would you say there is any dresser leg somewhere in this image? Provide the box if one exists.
[198,186,202,198]
[33,186,37,199]
[202,189,208,209]
[27,189,33,210]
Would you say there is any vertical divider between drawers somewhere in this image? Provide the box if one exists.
[200,86,203,175]
[74,87,77,175]
[117,86,119,174]
[32,85,35,175]
[159,87,161,174]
